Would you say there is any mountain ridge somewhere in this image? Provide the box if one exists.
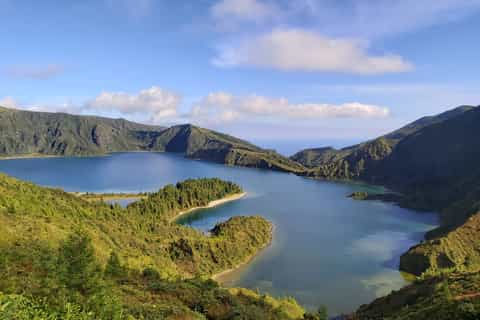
[0,106,305,173]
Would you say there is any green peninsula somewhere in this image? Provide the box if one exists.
[0,175,320,319]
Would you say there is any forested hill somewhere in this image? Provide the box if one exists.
[0,174,318,319]
[0,106,304,172]
[291,105,475,173]
[292,105,480,318]
[0,106,164,155]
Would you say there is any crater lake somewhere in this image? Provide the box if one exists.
[0,152,437,314]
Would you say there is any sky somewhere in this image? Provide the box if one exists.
[1,0,480,153]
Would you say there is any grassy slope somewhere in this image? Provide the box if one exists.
[0,175,270,277]
[0,174,313,319]
[352,272,480,320]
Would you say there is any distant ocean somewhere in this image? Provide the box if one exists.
[252,139,362,157]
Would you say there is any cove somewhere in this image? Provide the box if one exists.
[0,152,437,314]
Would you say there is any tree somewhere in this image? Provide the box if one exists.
[304,306,328,320]
[105,252,127,278]
[57,230,102,295]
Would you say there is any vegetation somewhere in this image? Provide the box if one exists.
[295,105,480,275]
[0,106,164,156]
[4,104,480,318]
[351,272,480,320]
[293,105,480,318]
[0,229,311,319]
[0,174,319,318]
[0,107,305,173]
[292,105,475,172]
[349,191,369,200]
[0,175,270,277]
[152,124,306,173]
[77,192,147,203]
[127,178,243,221]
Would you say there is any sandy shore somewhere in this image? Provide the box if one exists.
[212,224,274,283]
[171,192,246,223]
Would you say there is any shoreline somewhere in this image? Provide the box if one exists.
[212,224,274,283]
[2,152,435,286]
[0,150,171,161]
[0,153,61,160]
[171,192,247,223]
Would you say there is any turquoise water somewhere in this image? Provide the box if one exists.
[0,152,437,314]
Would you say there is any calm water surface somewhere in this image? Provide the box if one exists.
[0,152,437,314]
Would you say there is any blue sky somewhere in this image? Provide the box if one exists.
[1,0,480,152]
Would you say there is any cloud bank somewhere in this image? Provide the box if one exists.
[191,92,389,124]
[0,96,19,109]
[1,87,181,123]
[213,29,413,74]
[1,86,390,127]
[85,86,180,122]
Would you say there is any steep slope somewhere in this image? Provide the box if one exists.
[400,211,480,276]
[292,105,475,177]
[0,107,164,156]
[0,174,309,319]
[0,175,271,277]
[351,272,480,320]
[294,105,480,276]
[150,124,306,172]
[371,107,480,211]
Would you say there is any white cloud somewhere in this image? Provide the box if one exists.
[213,29,413,74]
[5,64,64,80]
[0,97,80,114]
[191,92,389,124]
[0,96,19,109]
[85,86,180,122]
[211,0,278,25]
[0,87,181,123]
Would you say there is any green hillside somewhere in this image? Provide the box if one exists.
[292,105,475,178]
[0,107,164,156]
[293,106,480,275]
[291,105,480,318]
[150,124,306,173]
[351,272,480,320]
[0,174,324,319]
[0,107,305,173]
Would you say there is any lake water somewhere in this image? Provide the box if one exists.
[0,152,437,314]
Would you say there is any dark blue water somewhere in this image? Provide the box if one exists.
[0,152,437,314]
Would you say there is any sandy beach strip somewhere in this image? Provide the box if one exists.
[171,192,247,223]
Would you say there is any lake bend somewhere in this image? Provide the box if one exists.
[0,152,438,314]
